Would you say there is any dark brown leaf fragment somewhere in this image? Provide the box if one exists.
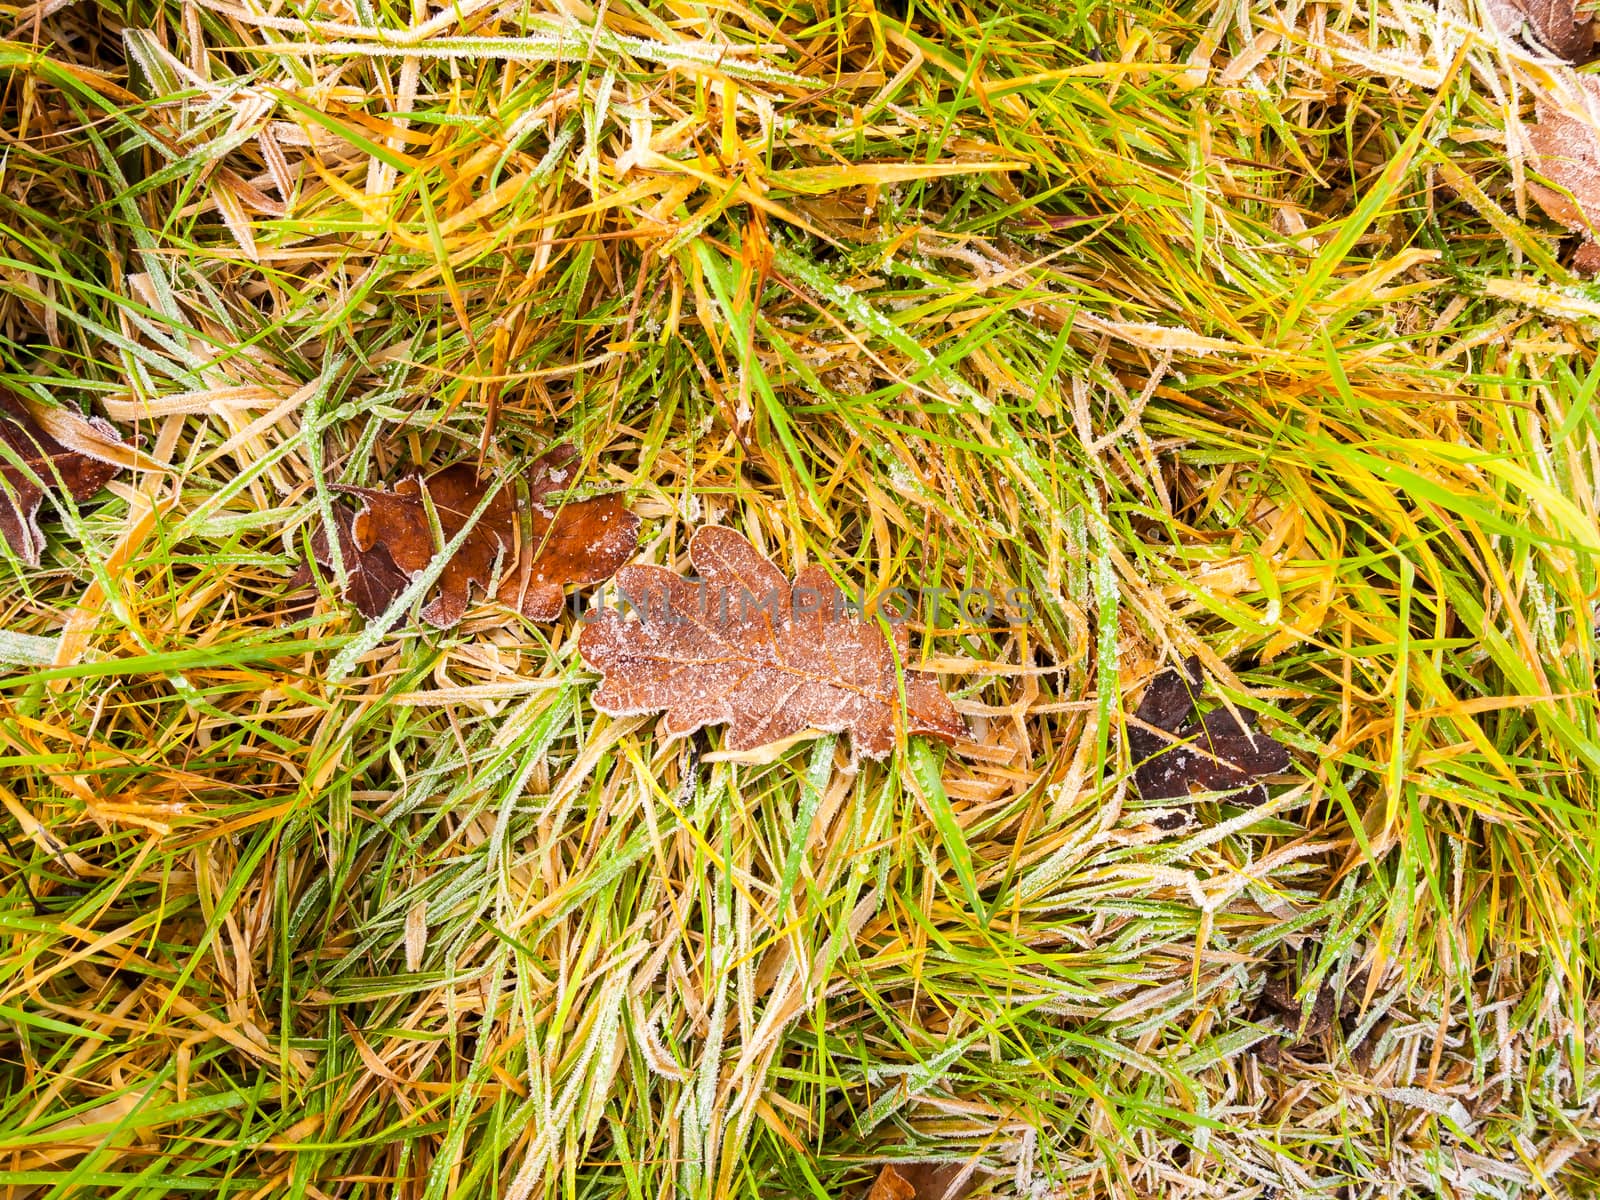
[1257,973,1339,1041]
[579,526,966,760]
[1255,966,1371,1047]
[866,1166,917,1200]
[344,462,513,627]
[0,390,123,566]
[502,445,641,623]
[1129,657,1290,821]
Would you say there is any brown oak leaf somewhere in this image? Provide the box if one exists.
[1128,657,1291,827]
[309,445,639,627]
[1525,80,1600,268]
[341,462,514,627]
[0,390,123,565]
[578,526,966,760]
[1485,0,1596,61]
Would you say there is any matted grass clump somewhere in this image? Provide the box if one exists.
[0,0,1597,1196]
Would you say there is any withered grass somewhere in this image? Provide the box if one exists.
[0,0,1597,1197]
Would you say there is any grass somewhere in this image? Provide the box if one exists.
[0,0,1597,1195]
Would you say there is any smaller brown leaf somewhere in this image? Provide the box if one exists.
[1574,238,1600,272]
[499,445,641,623]
[579,526,966,760]
[326,445,639,627]
[0,390,123,566]
[1128,657,1291,826]
[345,463,514,627]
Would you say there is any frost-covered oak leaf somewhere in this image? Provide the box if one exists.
[1484,0,1595,62]
[578,526,967,760]
[1524,80,1600,271]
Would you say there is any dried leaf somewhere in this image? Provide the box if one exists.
[501,446,641,621]
[1526,82,1600,259]
[304,504,410,619]
[864,1164,975,1200]
[0,390,123,566]
[1128,657,1291,825]
[1485,0,1595,61]
[1256,966,1371,1043]
[866,1166,917,1200]
[316,445,639,628]
[343,463,513,628]
[1257,972,1339,1040]
[579,526,966,760]
[404,899,428,972]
